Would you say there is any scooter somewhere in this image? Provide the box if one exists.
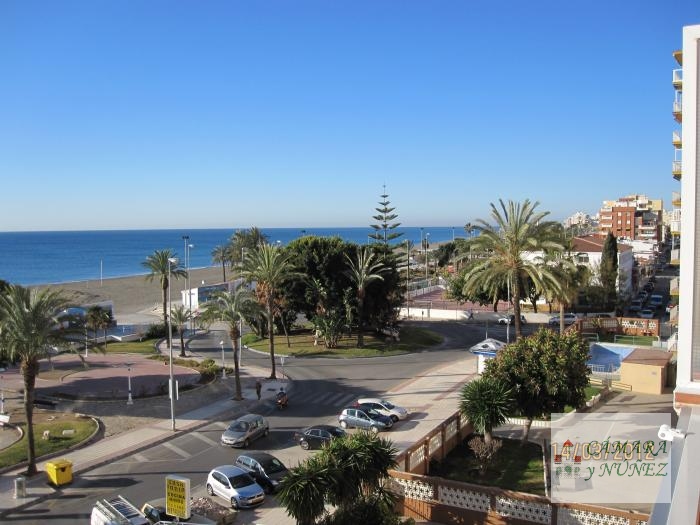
[276,395,288,410]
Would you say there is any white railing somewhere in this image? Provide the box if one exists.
[672,160,682,174]
[672,131,682,145]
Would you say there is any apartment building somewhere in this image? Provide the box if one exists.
[649,23,700,525]
[598,194,663,241]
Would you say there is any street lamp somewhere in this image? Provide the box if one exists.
[220,340,226,379]
[125,362,133,405]
[167,257,178,431]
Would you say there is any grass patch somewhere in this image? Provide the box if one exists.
[242,326,443,357]
[598,334,656,346]
[430,435,545,495]
[102,338,159,355]
[0,416,97,469]
[584,385,602,399]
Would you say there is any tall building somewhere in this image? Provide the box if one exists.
[598,194,663,241]
[649,23,700,525]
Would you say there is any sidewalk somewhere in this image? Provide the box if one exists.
[0,354,477,524]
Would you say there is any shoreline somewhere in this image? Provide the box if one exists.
[35,266,227,324]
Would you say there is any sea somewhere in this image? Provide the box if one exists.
[0,227,464,286]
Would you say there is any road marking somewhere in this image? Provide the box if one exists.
[133,453,148,463]
[162,441,190,458]
[213,421,228,430]
[191,431,219,447]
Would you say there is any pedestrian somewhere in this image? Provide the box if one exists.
[468,309,474,320]
[255,379,262,400]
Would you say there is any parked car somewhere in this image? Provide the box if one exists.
[338,407,393,433]
[628,299,643,313]
[548,313,578,326]
[649,294,664,308]
[496,314,526,325]
[294,424,347,450]
[638,309,656,319]
[206,465,265,509]
[221,414,269,448]
[234,452,289,494]
[356,398,409,422]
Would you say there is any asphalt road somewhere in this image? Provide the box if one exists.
[2,319,536,524]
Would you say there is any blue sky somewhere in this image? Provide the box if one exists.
[1,1,698,231]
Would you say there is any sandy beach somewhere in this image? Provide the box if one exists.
[34,266,228,324]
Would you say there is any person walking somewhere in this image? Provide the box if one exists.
[255,379,262,400]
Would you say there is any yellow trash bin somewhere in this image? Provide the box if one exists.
[46,459,73,486]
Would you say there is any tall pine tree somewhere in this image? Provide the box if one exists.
[600,232,618,310]
[369,186,403,247]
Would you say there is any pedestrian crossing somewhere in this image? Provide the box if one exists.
[287,390,358,408]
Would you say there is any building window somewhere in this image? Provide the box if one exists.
[576,253,589,263]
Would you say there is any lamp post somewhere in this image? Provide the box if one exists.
[126,362,133,405]
[220,340,226,379]
[167,257,177,431]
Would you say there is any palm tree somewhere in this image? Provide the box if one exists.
[240,244,300,379]
[86,306,112,352]
[459,377,512,445]
[211,244,229,282]
[142,249,187,328]
[0,286,77,475]
[170,305,191,357]
[463,199,564,339]
[345,247,385,348]
[201,288,260,399]
[278,455,333,525]
[539,239,586,334]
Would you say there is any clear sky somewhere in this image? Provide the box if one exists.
[1,1,698,231]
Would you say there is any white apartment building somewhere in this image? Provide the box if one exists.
[649,23,700,525]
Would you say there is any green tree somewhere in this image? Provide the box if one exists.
[201,288,260,399]
[345,247,385,348]
[0,286,79,475]
[142,249,187,328]
[459,376,512,445]
[463,199,564,339]
[600,232,619,310]
[170,305,191,357]
[211,244,230,282]
[483,328,590,443]
[368,187,403,248]
[241,244,300,379]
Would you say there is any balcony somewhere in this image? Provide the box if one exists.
[672,191,681,207]
[669,304,678,326]
[673,131,682,148]
[673,49,682,66]
[671,221,681,235]
[670,277,680,297]
[673,160,682,179]
[671,248,680,266]
[673,68,683,89]
[674,100,682,123]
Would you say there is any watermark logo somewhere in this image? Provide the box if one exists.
[550,413,672,504]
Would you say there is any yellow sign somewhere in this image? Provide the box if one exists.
[165,475,191,519]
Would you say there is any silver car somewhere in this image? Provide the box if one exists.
[357,398,409,422]
[206,465,265,509]
[221,414,269,448]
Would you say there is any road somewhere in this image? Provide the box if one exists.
[2,319,540,524]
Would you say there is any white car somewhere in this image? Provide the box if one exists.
[549,313,578,326]
[206,465,265,509]
[356,398,409,422]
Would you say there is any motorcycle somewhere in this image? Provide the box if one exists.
[276,394,288,410]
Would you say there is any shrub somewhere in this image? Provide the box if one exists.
[146,323,168,339]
